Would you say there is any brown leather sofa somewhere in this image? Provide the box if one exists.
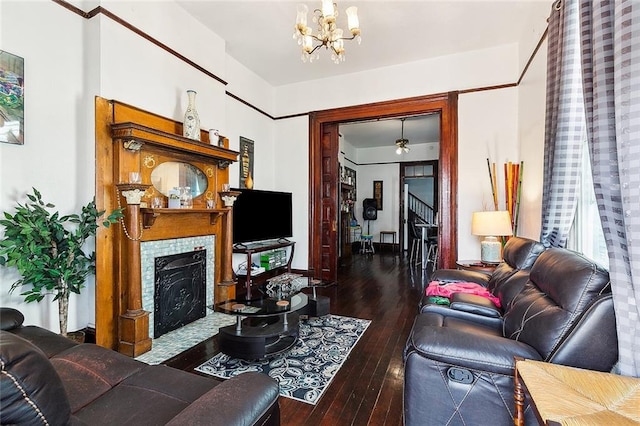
[0,308,280,426]
[404,246,617,426]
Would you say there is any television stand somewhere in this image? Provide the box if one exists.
[233,240,295,300]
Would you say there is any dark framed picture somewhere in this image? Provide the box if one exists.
[0,50,25,145]
[239,136,255,189]
[373,180,383,210]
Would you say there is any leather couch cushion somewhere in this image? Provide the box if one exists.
[166,372,281,426]
[11,325,78,358]
[503,248,610,359]
[0,331,72,425]
[51,343,145,413]
[487,237,546,293]
[501,237,546,272]
[406,313,541,376]
[0,307,24,330]
[72,364,221,425]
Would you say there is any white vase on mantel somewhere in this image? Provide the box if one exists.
[183,89,201,141]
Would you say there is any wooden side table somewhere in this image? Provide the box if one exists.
[456,260,497,275]
[514,359,640,425]
[379,230,397,254]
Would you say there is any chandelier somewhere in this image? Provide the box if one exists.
[294,1,361,64]
[396,118,410,155]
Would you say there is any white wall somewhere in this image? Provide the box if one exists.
[517,39,547,241]
[0,0,96,332]
[356,163,398,241]
[457,87,520,259]
[272,116,309,270]
[275,44,520,116]
[515,3,550,241]
[98,1,227,131]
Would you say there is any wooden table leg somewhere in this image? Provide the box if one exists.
[514,361,525,426]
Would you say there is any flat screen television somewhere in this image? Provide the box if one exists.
[232,188,293,245]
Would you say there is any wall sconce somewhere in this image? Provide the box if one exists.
[471,211,513,264]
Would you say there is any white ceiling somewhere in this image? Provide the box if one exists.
[340,114,440,149]
[175,0,551,148]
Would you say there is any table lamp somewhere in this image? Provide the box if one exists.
[471,211,513,264]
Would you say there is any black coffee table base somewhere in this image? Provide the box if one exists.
[301,295,330,317]
[218,313,300,360]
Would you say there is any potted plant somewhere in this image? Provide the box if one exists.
[0,188,121,337]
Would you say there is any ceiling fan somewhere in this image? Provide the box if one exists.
[395,118,410,154]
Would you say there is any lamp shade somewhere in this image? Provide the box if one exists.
[471,211,513,237]
[471,211,513,264]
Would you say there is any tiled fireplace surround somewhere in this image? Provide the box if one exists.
[141,236,215,339]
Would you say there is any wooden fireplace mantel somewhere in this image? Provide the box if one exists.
[110,122,238,168]
[95,97,239,355]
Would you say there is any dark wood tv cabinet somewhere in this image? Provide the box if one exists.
[233,240,295,300]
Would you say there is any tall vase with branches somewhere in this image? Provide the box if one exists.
[0,188,121,336]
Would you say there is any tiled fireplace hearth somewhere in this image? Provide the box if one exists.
[141,236,215,339]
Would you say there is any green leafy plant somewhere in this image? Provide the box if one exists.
[0,188,122,336]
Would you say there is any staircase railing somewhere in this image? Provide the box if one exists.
[408,192,435,224]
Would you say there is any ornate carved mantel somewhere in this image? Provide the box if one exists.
[95,97,239,355]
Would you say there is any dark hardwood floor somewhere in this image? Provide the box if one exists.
[164,250,430,426]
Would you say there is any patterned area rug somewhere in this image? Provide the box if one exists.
[195,314,371,405]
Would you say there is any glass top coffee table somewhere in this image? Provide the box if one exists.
[215,292,308,360]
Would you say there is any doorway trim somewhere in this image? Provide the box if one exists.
[309,92,458,282]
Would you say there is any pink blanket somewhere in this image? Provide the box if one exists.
[426,281,501,308]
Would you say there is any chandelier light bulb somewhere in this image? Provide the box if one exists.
[321,0,335,22]
[296,4,308,30]
[346,6,359,35]
[303,35,314,53]
[294,1,361,63]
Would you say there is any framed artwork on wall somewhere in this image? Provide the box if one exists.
[239,136,255,189]
[0,50,25,145]
[373,180,383,210]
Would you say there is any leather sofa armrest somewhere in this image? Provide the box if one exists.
[419,302,503,329]
[0,331,72,425]
[407,313,542,375]
[450,293,501,318]
[1,307,24,330]
[430,269,491,286]
[166,372,280,426]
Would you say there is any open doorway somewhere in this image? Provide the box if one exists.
[337,115,439,258]
[401,160,438,253]
[308,92,458,283]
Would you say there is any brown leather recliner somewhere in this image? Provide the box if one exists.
[0,309,280,426]
[404,247,617,426]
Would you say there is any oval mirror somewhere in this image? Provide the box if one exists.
[151,162,208,198]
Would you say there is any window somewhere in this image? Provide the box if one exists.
[567,138,609,268]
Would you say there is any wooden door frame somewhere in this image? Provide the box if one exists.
[309,92,458,281]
